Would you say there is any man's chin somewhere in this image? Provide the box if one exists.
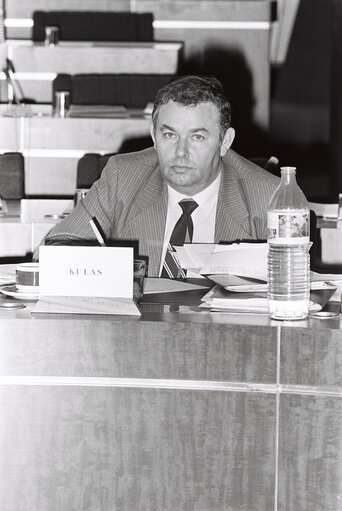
[167,176,194,188]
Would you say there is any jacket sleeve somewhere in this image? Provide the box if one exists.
[33,156,120,259]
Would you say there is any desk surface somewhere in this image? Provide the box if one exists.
[1,265,341,511]
[0,263,341,330]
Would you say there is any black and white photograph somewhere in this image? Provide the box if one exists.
[0,1,341,510]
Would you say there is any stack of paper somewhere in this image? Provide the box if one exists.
[199,283,336,314]
[173,242,339,313]
[200,285,269,313]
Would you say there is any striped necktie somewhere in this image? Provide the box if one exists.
[161,199,198,278]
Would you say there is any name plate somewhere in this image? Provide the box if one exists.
[39,245,134,298]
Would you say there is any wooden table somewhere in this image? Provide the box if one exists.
[0,109,152,196]
[0,199,72,258]
[0,269,341,511]
[316,217,342,266]
[0,41,182,103]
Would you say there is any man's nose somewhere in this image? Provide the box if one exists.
[175,138,189,157]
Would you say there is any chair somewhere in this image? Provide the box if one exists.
[76,153,116,189]
[53,74,176,109]
[0,152,25,199]
[32,11,154,42]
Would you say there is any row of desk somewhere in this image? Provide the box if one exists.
[0,264,341,510]
[0,106,151,196]
[0,41,182,103]
[0,199,71,258]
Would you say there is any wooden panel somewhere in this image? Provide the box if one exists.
[320,228,342,264]
[0,386,276,511]
[279,394,342,511]
[0,115,151,196]
[137,0,271,21]
[0,218,57,257]
[8,43,181,74]
[0,321,278,383]
[0,117,20,151]
[22,116,151,150]
[0,222,32,256]
[3,79,54,104]
[20,198,73,220]
[154,26,270,132]
[138,0,272,135]
[24,155,78,196]
[1,42,181,102]
[5,0,131,18]
[280,327,342,387]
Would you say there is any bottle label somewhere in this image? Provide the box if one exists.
[267,210,309,244]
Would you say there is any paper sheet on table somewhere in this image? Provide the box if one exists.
[200,285,330,314]
[173,243,216,271]
[200,243,268,281]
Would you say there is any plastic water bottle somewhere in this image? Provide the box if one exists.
[267,167,310,320]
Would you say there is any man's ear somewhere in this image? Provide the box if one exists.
[220,127,235,157]
[150,123,156,148]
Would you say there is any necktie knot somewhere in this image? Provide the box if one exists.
[179,199,198,216]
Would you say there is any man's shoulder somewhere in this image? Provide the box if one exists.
[223,149,280,186]
[107,146,158,172]
[100,146,159,192]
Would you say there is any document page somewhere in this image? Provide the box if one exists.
[200,243,268,281]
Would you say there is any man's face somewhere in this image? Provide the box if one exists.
[151,100,234,196]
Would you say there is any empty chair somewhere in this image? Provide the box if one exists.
[0,152,25,199]
[76,153,116,189]
[53,74,176,109]
[32,11,154,42]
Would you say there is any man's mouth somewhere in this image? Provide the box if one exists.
[170,164,192,170]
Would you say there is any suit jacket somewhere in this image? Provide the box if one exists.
[46,146,279,276]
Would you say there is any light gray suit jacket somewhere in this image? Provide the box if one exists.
[46,146,279,276]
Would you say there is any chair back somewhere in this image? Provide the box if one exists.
[76,153,117,189]
[53,74,175,109]
[0,152,25,199]
[33,11,154,42]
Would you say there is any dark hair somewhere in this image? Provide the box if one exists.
[152,75,232,139]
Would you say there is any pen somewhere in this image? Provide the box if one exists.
[89,217,108,247]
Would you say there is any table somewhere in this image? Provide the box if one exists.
[0,41,182,103]
[0,267,341,511]
[316,217,342,267]
[0,108,152,196]
[0,199,72,258]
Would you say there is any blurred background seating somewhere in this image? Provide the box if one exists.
[1,0,341,205]
[53,74,175,109]
[32,11,154,42]
[0,152,25,199]
[76,153,116,189]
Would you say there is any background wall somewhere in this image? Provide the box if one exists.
[1,0,339,201]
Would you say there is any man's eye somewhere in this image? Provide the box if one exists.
[163,132,176,139]
[192,134,205,141]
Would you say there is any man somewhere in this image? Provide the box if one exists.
[44,75,279,276]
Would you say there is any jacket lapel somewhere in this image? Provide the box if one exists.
[215,154,254,242]
[124,167,167,276]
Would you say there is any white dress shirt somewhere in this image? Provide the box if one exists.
[159,172,221,276]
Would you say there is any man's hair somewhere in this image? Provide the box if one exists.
[152,75,232,139]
